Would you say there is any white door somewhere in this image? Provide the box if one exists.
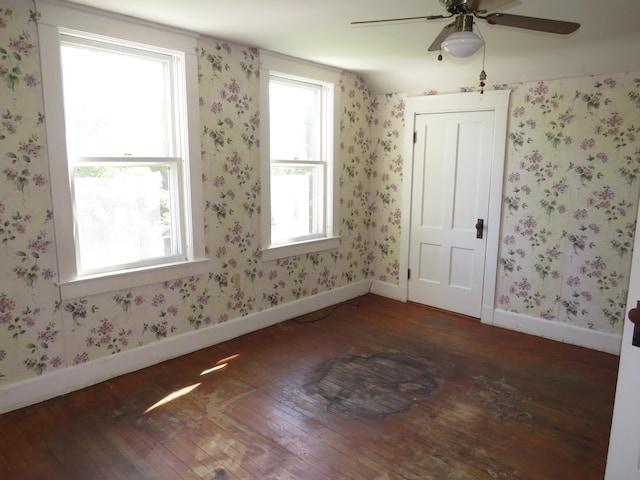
[408,110,495,318]
[605,206,640,479]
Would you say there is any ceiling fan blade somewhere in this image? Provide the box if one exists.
[462,0,513,13]
[484,13,580,34]
[428,22,456,51]
[351,14,448,26]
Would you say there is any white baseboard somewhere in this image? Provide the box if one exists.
[370,280,407,301]
[0,280,371,415]
[490,308,622,355]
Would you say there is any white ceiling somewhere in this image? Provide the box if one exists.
[64,0,640,94]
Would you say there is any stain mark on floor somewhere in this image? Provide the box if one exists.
[305,352,439,419]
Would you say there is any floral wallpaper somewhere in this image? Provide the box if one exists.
[0,0,638,393]
[497,76,640,333]
[367,94,405,282]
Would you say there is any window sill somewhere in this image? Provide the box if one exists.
[57,258,209,300]
[261,236,341,262]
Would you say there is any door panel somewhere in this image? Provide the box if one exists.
[450,247,474,289]
[408,110,494,317]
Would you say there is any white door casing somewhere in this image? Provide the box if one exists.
[399,90,511,323]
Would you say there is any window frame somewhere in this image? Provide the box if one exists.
[259,51,341,261]
[37,1,207,299]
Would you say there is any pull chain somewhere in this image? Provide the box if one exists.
[477,25,486,94]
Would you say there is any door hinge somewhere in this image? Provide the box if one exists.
[408,268,411,280]
[413,131,417,143]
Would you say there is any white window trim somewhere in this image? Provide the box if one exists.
[259,50,341,262]
[37,0,207,299]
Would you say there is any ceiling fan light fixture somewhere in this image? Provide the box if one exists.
[441,30,484,57]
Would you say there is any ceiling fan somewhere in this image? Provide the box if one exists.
[352,0,580,58]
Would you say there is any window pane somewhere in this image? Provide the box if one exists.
[61,41,173,158]
[271,165,322,244]
[73,165,178,272]
[270,79,321,161]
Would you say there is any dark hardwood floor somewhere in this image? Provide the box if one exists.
[0,294,619,479]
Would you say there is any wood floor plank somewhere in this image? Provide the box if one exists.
[227,389,381,478]
[193,392,331,479]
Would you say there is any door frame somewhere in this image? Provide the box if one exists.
[399,90,511,324]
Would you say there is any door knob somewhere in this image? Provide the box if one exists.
[475,219,484,239]
[629,301,640,347]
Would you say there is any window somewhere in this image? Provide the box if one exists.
[260,51,341,261]
[38,2,206,299]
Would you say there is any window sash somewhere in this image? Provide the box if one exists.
[268,76,330,246]
[60,34,181,159]
[58,34,189,277]
[270,160,326,245]
[269,76,324,162]
[70,157,186,276]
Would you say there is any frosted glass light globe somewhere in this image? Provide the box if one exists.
[441,31,484,58]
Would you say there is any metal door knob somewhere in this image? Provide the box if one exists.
[475,219,484,239]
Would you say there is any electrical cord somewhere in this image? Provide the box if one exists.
[291,280,374,324]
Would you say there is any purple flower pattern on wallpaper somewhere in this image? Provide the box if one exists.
[367,94,405,282]
[0,2,65,382]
